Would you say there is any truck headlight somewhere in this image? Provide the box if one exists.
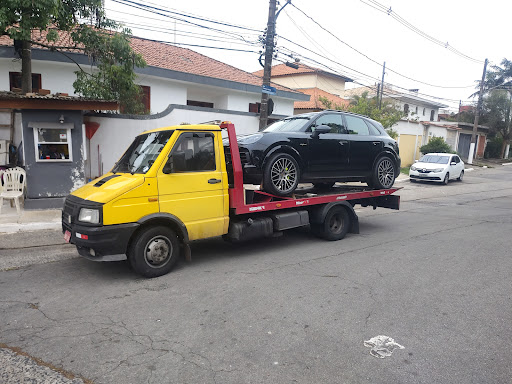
[78,208,100,224]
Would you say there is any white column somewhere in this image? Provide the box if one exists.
[467,143,475,164]
[505,144,510,159]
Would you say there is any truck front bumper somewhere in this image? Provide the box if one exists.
[63,222,139,262]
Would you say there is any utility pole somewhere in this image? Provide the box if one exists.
[379,61,386,109]
[468,58,488,165]
[259,0,278,131]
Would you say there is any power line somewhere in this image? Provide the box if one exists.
[290,3,477,89]
[360,0,485,64]
[111,0,262,32]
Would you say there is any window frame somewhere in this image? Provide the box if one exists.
[167,132,216,173]
[33,127,73,163]
[9,72,42,92]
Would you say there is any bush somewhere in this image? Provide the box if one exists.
[484,136,503,158]
[419,136,453,154]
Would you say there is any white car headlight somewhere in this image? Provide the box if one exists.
[79,208,100,224]
[410,166,417,171]
[433,168,444,173]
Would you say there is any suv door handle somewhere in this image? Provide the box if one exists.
[372,141,381,146]
[339,140,348,145]
[208,178,222,184]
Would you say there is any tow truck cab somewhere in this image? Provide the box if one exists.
[62,125,230,267]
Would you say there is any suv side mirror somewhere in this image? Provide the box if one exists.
[311,125,331,139]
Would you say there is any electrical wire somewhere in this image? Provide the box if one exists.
[290,3,478,89]
[361,0,485,64]
[110,0,262,32]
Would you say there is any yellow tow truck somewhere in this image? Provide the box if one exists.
[62,122,400,278]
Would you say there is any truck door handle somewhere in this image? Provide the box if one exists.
[208,178,222,184]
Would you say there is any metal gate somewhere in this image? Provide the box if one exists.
[457,133,474,160]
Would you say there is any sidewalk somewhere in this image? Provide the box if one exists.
[0,203,61,234]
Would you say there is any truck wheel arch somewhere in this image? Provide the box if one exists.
[131,213,189,249]
[308,202,359,234]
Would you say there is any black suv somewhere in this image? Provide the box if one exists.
[226,110,400,196]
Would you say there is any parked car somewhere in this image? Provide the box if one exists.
[409,153,464,185]
[225,111,401,196]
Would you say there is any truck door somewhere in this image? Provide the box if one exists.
[157,131,227,241]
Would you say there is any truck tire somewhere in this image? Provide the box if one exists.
[263,152,300,196]
[312,206,350,241]
[129,226,180,278]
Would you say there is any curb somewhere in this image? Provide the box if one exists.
[0,221,61,234]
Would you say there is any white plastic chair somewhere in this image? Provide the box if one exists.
[0,167,26,215]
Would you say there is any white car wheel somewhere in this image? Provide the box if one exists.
[443,172,449,185]
[458,170,464,181]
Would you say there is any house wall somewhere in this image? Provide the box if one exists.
[21,109,85,209]
[0,58,297,117]
[272,73,346,96]
[397,101,438,122]
[86,105,266,179]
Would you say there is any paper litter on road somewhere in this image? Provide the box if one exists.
[364,335,404,358]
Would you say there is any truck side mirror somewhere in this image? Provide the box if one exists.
[311,125,331,139]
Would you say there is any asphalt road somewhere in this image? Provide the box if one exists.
[1,165,511,383]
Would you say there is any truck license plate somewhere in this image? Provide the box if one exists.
[64,230,71,243]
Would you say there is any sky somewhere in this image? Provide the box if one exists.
[104,0,511,111]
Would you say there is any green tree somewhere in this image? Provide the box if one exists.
[319,91,405,138]
[478,59,512,157]
[0,0,147,114]
[419,136,453,154]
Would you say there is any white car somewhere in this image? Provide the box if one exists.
[409,153,465,185]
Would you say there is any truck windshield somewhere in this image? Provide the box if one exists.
[112,130,173,174]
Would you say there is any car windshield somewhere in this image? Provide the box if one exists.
[112,130,173,174]
[419,155,450,164]
[264,116,311,132]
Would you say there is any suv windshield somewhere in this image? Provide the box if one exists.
[112,130,173,174]
[264,116,311,133]
[419,155,450,164]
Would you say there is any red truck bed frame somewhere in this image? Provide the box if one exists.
[220,122,400,216]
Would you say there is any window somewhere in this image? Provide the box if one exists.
[140,85,150,113]
[404,104,409,114]
[365,120,381,135]
[187,100,214,108]
[166,133,216,172]
[9,72,41,92]
[430,110,435,121]
[34,128,72,162]
[311,114,346,133]
[452,156,460,163]
[423,108,426,116]
[249,103,260,113]
[415,106,418,114]
[345,115,370,135]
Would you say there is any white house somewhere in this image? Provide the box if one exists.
[0,31,308,179]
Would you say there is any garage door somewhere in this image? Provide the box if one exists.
[399,134,422,166]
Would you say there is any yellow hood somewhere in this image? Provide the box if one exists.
[71,173,145,204]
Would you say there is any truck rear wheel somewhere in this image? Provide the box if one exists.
[312,206,350,241]
[129,226,180,278]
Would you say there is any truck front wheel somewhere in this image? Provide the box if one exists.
[312,206,350,241]
[129,226,180,278]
